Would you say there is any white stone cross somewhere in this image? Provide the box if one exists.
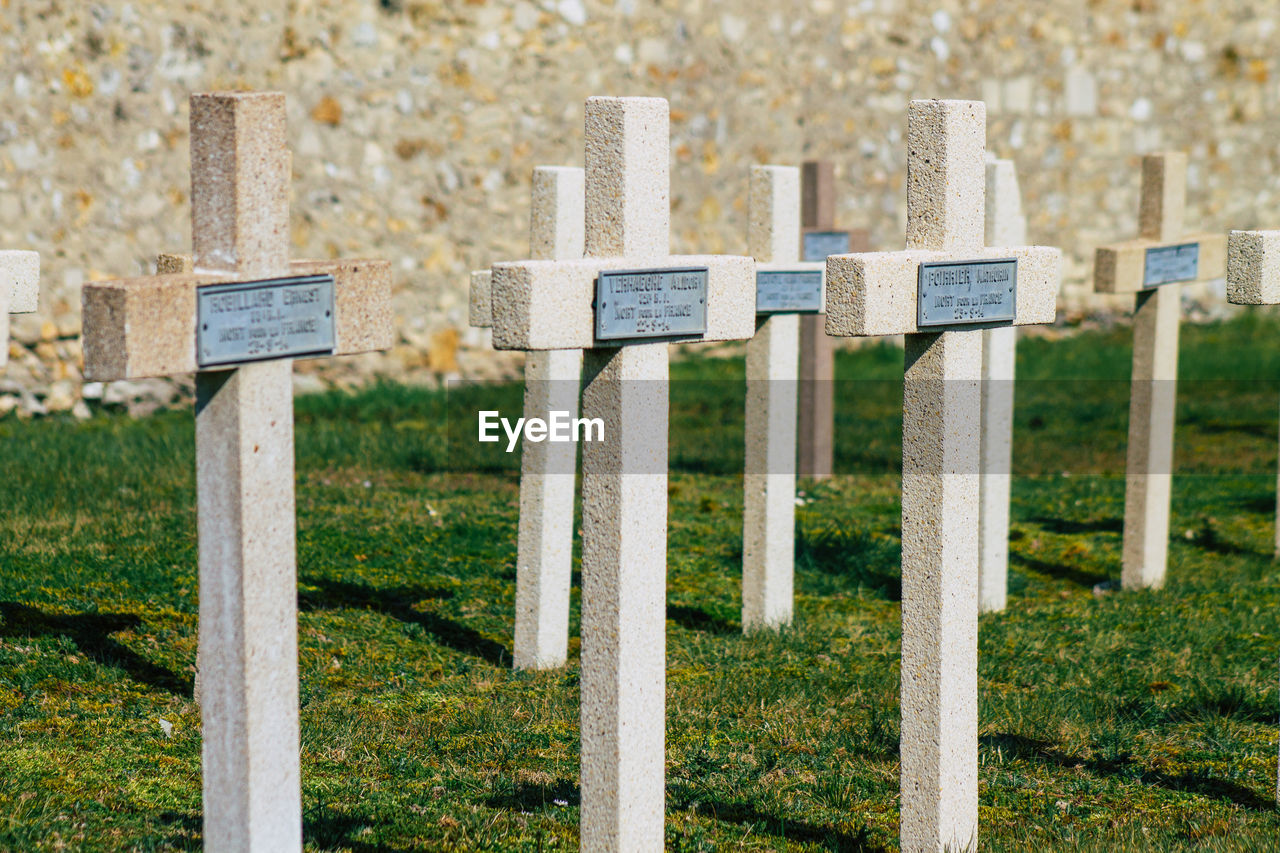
[1225,218,1280,805]
[825,99,1060,853]
[1227,223,1280,558]
[1093,152,1225,590]
[469,165,585,670]
[0,252,39,367]
[490,96,755,851]
[82,91,392,853]
[978,159,1028,613]
[742,165,824,632]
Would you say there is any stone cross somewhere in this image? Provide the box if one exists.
[1226,223,1280,557]
[0,252,39,367]
[978,159,1028,613]
[742,165,824,632]
[82,91,392,853]
[469,165,584,670]
[490,96,755,851]
[825,99,1060,853]
[797,160,870,479]
[1093,152,1225,590]
[1224,215,1280,806]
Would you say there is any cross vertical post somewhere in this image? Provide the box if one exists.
[489,96,756,850]
[743,165,824,631]
[978,159,1028,613]
[470,166,586,670]
[825,99,1061,853]
[798,161,838,479]
[1094,153,1225,589]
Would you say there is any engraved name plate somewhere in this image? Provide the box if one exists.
[802,230,852,262]
[594,267,708,341]
[197,274,336,367]
[756,270,823,313]
[1143,243,1199,287]
[917,258,1017,327]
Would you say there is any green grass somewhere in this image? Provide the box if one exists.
[4,312,1280,850]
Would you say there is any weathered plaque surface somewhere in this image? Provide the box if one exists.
[917,258,1017,327]
[197,274,336,367]
[594,267,708,341]
[756,270,823,313]
[1143,243,1199,287]
[802,230,852,262]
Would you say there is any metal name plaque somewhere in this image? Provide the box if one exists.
[917,258,1017,327]
[1143,243,1199,287]
[802,230,851,262]
[594,267,708,341]
[197,274,336,367]
[756,270,823,313]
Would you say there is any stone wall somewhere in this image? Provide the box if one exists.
[1,1,1275,411]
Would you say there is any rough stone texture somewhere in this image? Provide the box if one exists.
[82,259,392,380]
[906,100,987,252]
[584,97,669,260]
[2,2,1258,404]
[1093,153,1208,590]
[825,244,1060,337]
[978,160,1027,614]
[491,253,754,350]
[1095,233,1227,293]
[578,341,668,851]
[743,165,801,633]
[1,250,39,369]
[1226,230,1280,305]
[515,166,585,672]
[196,358,301,853]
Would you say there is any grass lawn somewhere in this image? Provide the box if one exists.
[3,312,1280,850]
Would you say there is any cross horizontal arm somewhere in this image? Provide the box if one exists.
[825,245,1059,337]
[469,269,493,328]
[2,251,39,313]
[83,258,392,380]
[755,261,827,312]
[1227,230,1280,304]
[1094,232,1226,294]
[490,254,755,350]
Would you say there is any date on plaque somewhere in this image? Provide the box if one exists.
[917,258,1017,327]
[1143,243,1199,288]
[802,230,851,262]
[756,270,823,314]
[197,274,336,367]
[594,267,708,341]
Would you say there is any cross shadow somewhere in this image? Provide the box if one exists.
[1027,515,1123,536]
[485,776,580,811]
[0,601,192,697]
[795,524,902,601]
[1008,553,1110,588]
[304,807,414,853]
[667,604,738,635]
[980,732,1275,811]
[297,578,510,667]
[672,798,888,852]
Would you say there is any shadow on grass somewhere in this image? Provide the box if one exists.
[1009,552,1109,588]
[673,798,888,852]
[486,776,580,811]
[668,604,738,636]
[795,524,901,601]
[305,806,413,853]
[1027,515,1123,536]
[0,602,192,697]
[298,579,510,668]
[981,732,1274,811]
